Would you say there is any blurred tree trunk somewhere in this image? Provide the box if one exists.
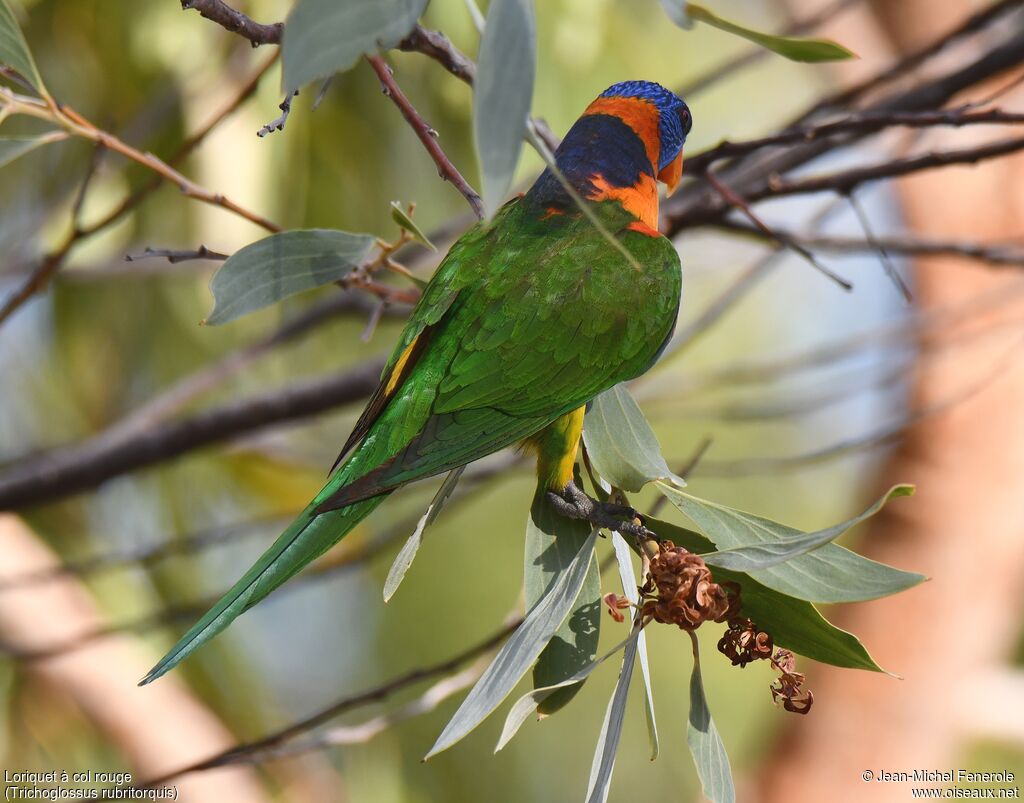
[0,514,274,803]
[757,2,1024,800]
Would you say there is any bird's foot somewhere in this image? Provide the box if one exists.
[547,481,656,540]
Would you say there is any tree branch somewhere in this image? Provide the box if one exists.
[0,361,383,510]
[180,0,282,46]
[365,55,485,220]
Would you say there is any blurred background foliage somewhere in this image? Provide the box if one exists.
[1,1,1018,801]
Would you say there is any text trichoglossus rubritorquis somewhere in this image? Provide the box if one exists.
[141,80,692,684]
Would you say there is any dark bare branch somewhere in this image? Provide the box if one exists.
[180,0,282,46]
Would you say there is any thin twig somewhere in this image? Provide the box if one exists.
[0,55,278,325]
[365,55,485,220]
[124,245,228,264]
[758,135,1024,200]
[256,90,297,137]
[710,219,1024,267]
[704,170,852,290]
[686,107,1024,174]
[846,190,912,301]
[130,620,520,787]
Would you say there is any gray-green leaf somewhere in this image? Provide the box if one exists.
[611,532,658,760]
[383,466,464,602]
[282,0,429,92]
[656,483,924,603]
[647,517,887,672]
[702,485,914,572]
[474,0,535,217]
[0,132,65,169]
[524,486,601,714]
[424,529,598,760]
[672,2,855,62]
[585,624,640,803]
[495,630,639,752]
[0,0,42,91]
[206,229,375,325]
[390,201,436,251]
[686,634,735,803]
[584,384,684,492]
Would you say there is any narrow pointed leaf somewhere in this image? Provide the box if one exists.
[702,485,914,572]
[656,483,924,603]
[585,625,639,803]
[524,486,601,714]
[611,532,658,760]
[495,630,639,752]
[684,3,855,62]
[584,384,684,492]
[390,201,436,251]
[206,229,375,325]
[647,517,886,672]
[474,0,535,217]
[0,132,65,169]
[383,466,464,602]
[282,0,429,91]
[686,635,735,803]
[0,0,43,91]
[425,530,598,760]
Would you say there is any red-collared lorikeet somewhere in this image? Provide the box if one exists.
[142,80,691,684]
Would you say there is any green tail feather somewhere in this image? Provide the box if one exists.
[140,492,387,685]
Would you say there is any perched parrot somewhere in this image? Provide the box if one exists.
[142,80,691,685]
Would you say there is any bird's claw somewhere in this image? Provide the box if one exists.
[547,481,656,540]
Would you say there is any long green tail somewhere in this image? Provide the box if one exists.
[140,490,387,685]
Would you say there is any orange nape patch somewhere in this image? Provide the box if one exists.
[587,173,659,229]
[540,206,566,220]
[583,96,661,172]
[626,220,662,238]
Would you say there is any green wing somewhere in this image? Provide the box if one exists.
[318,200,682,510]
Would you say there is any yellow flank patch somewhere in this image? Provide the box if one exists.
[385,334,421,396]
[583,96,661,171]
[529,406,586,491]
[588,173,659,229]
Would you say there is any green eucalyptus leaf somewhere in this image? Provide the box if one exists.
[383,466,463,602]
[282,0,429,91]
[611,532,658,760]
[584,384,684,492]
[0,0,43,91]
[703,485,914,572]
[585,624,640,803]
[425,530,598,760]
[647,517,887,672]
[474,0,535,217]
[390,201,436,251]
[0,132,64,169]
[664,1,855,63]
[524,485,601,714]
[206,229,375,325]
[656,483,924,603]
[686,635,736,803]
[495,629,639,752]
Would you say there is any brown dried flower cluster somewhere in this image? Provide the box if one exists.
[770,649,814,715]
[717,617,774,667]
[717,618,814,714]
[640,541,739,630]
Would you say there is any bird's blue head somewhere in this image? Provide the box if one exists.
[597,80,692,176]
[528,80,692,228]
